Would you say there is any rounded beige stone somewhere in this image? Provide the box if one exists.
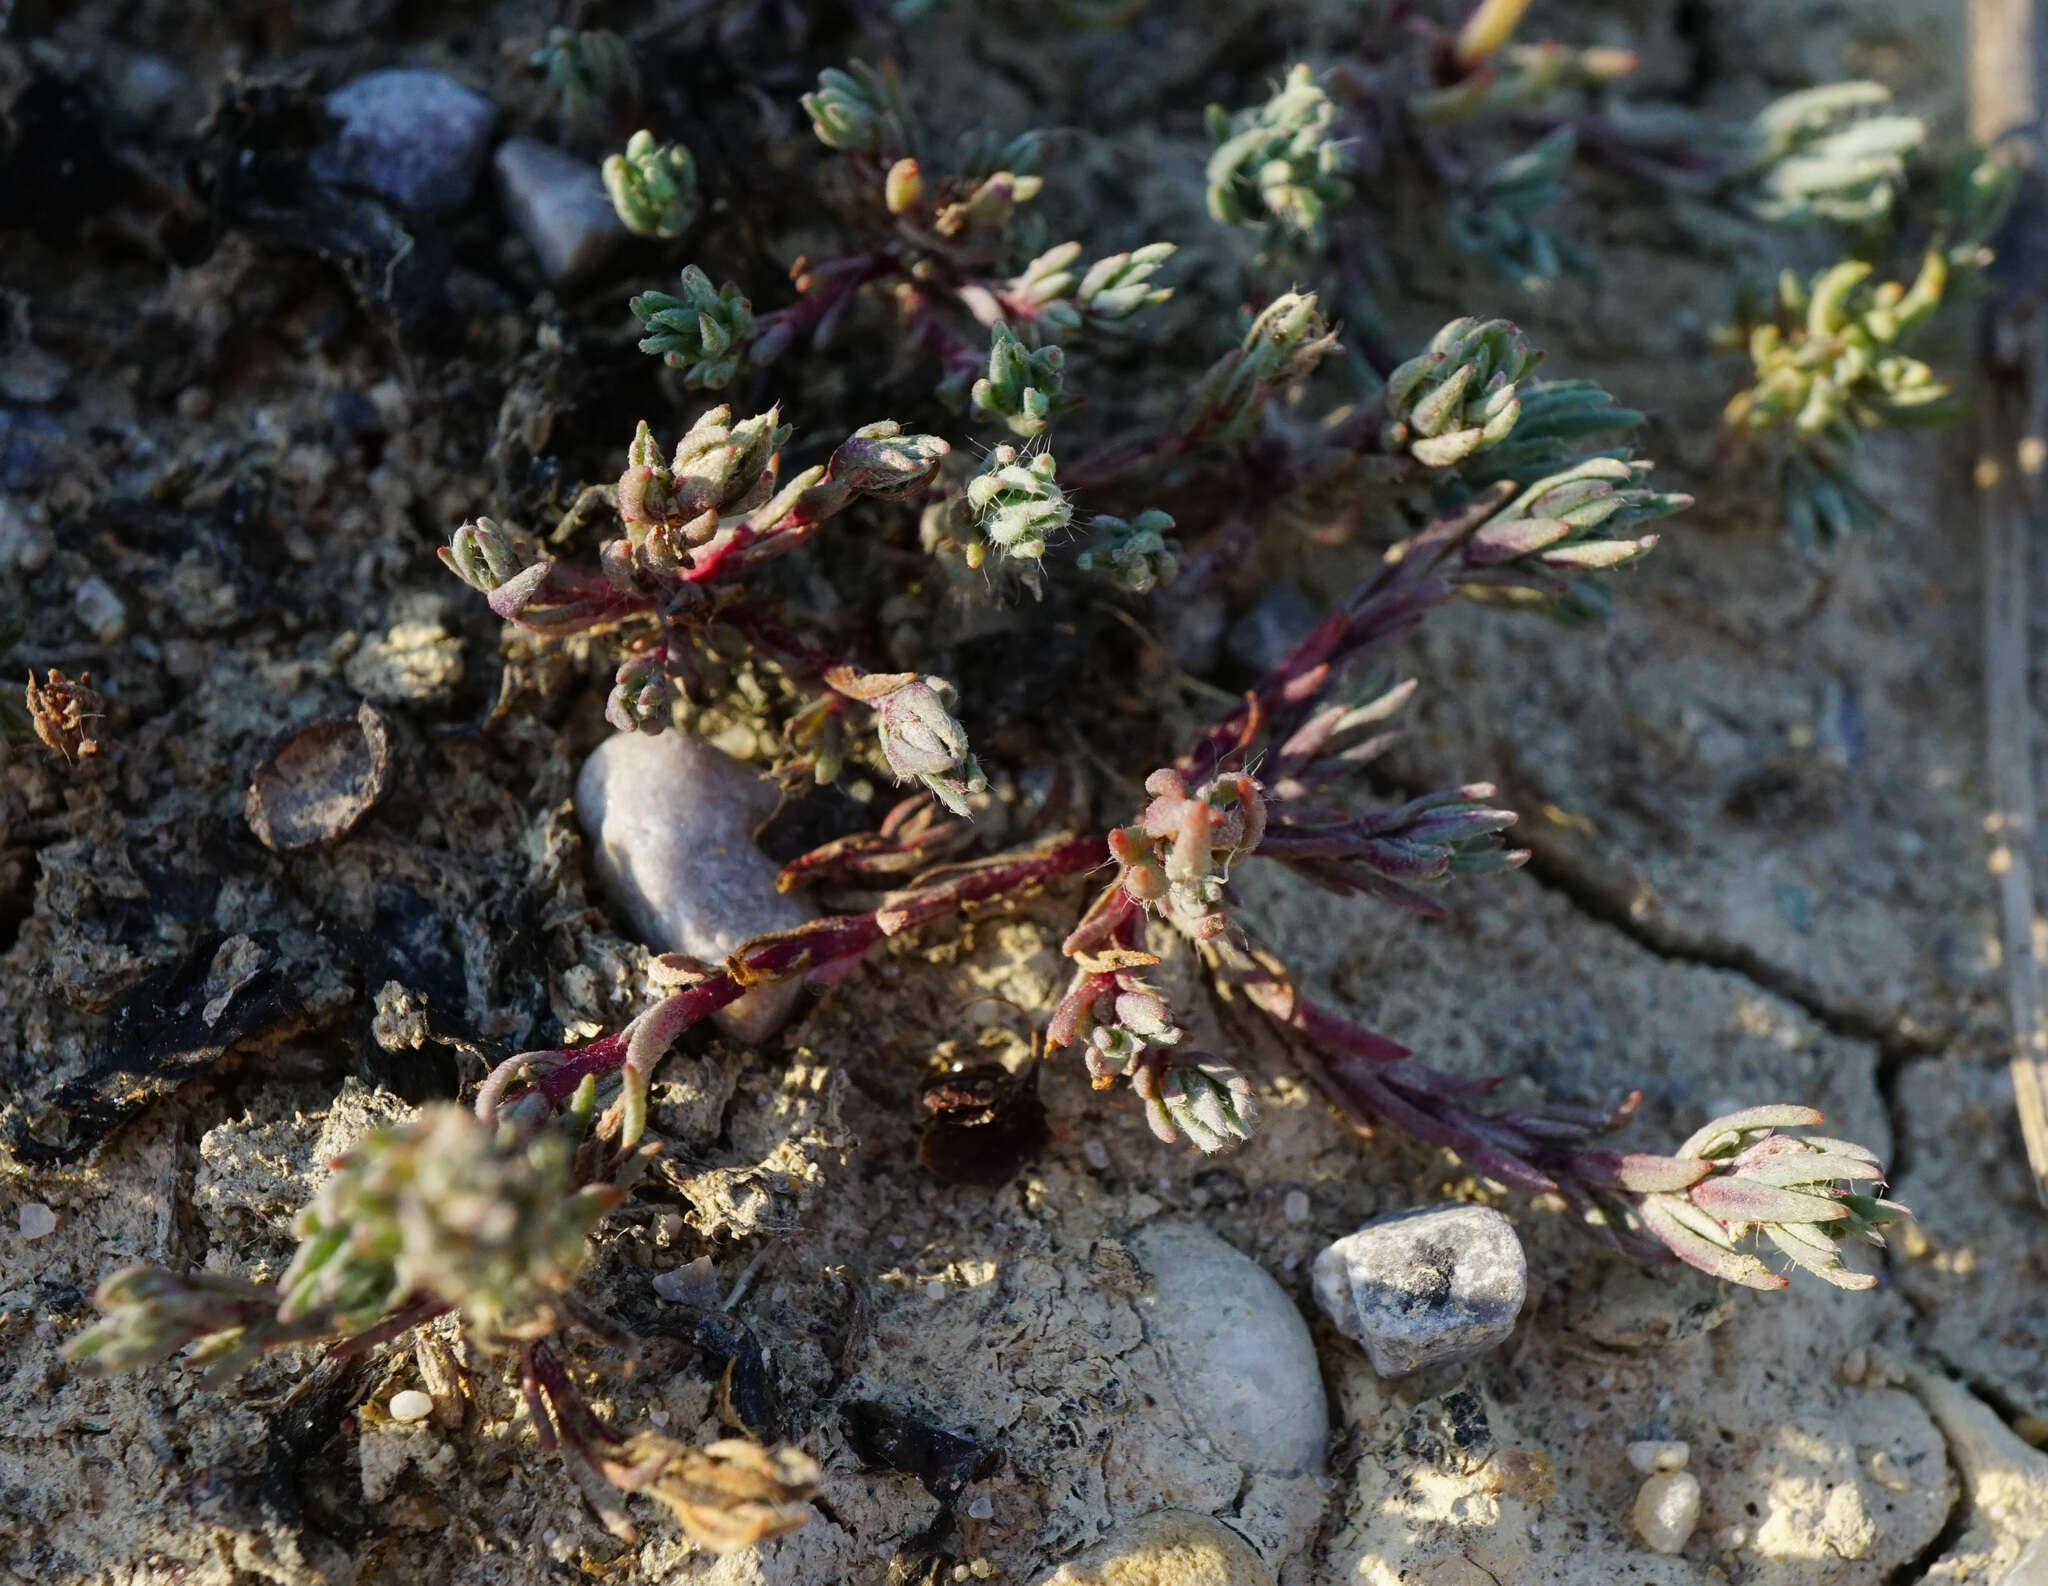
[1030,1511,1276,1586]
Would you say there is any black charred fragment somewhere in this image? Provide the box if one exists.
[4,930,331,1166]
[196,79,453,344]
[917,1061,1050,1189]
[351,883,476,1103]
[613,1296,785,1443]
[841,1400,997,1501]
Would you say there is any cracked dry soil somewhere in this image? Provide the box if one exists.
[4,0,2048,1583]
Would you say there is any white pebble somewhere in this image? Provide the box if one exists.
[648,1407,670,1428]
[74,576,127,642]
[1626,1438,1690,1474]
[965,1494,994,1520]
[1633,1470,1702,1555]
[18,1202,57,1240]
[1716,1525,1747,1551]
[1282,1189,1311,1224]
[388,1389,434,1423]
[494,138,628,285]
[926,1280,947,1300]
[575,732,817,1043]
[1083,1137,1111,1172]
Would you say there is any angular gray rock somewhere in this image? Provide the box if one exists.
[311,68,496,211]
[1129,1221,1328,1474]
[574,730,815,1043]
[494,138,628,286]
[1311,1204,1526,1377]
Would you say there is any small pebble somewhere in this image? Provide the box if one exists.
[926,1281,947,1301]
[1312,1204,1527,1377]
[1633,1469,1703,1555]
[311,69,496,211]
[1625,1439,1690,1475]
[18,1202,57,1240]
[112,53,184,126]
[1716,1525,1747,1552]
[1129,1221,1328,1475]
[648,1407,670,1428]
[575,731,817,1042]
[965,1494,994,1520]
[388,1389,434,1423]
[1282,1189,1311,1224]
[494,138,628,286]
[1082,1137,1111,1172]
[1030,1510,1276,1585]
[74,576,128,642]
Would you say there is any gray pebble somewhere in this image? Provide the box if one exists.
[1129,1221,1328,1474]
[112,53,185,128]
[311,69,497,212]
[574,731,816,1044]
[1311,1204,1527,1377]
[494,138,628,286]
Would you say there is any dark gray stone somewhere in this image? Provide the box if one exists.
[1311,1204,1527,1377]
[311,68,496,212]
[1226,582,1320,675]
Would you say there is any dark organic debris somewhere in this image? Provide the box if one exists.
[245,704,395,852]
[198,78,453,340]
[617,1293,786,1443]
[4,931,340,1166]
[841,1399,997,1501]
[917,1060,1051,1188]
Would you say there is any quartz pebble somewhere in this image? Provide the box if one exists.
[494,138,628,285]
[1633,1470,1703,1554]
[1130,1221,1328,1474]
[74,576,127,643]
[575,730,816,1043]
[1282,1189,1311,1224]
[1030,1510,1276,1586]
[1626,1439,1691,1475]
[1311,1204,1527,1377]
[388,1389,434,1424]
[18,1203,57,1240]
[312,69,496,211]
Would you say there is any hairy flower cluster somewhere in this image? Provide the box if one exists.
[1205,64,1353,244]
[1621,1106,1905,1290]
[632,266,757,389]
[1381,317,1537,468]
[830,669,988,816]
[605,130,699,239]
[1108,768,1267,940]
[970,324,1065,437]
[617,407,789,572]
[1075,509,1179,593]
[533,27,635,135]
[1180,291,1338,443]
[280,1105,616,1338]
[1725,254,1953,542]
[1735,81,1925,226]
[1447,127,1579,289]
[966,444,1070,567]
[802,61,908,156]
[1011,241,1177,336]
